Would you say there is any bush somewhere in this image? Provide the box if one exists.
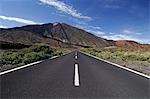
[81,47,150,62]
[1,45,63,66]
[1,53,17,64]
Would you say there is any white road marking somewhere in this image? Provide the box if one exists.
[75,52,77,56]
[74,63,80,86]
[80,51,150,79]
[0,61,42,75]
[75,55,78,59]
[0,52,71,75]
[49,56,59,59]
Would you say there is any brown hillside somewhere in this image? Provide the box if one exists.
[0,22,115,48]
[114,40,141,47]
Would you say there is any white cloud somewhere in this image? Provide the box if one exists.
[102,33,150,44]
[87,29,105,35]
[75,24,105,37]
[123,30,133,34]
[75,24,149,44]
[99,0,125,9]
[75,24,102,31]
[39,0,91,20]
[88,25,102,30]
[0,25,8,28]
[123,29,142,35]
[0,15,41,24]
[142,40,150,44]
[104,5,121,9]
[102,34,132,40]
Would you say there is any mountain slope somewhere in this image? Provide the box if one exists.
[113,40,150,51]
[0,22,115,48]
[114,40,141,47]
[0,28,69,48]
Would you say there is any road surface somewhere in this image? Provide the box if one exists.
[1,51,149,99]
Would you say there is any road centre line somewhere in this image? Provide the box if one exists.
[75,55,78,59]
[74,63,80,86]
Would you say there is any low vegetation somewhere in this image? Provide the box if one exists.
[81,47,150,75]
[0,44,63,71]
[81,47,150,62]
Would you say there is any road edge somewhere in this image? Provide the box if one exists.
[0,52,72,75]
[80,51,150,79]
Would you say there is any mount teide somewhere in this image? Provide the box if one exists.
[0,22,115,48]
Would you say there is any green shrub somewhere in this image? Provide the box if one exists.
[1,45,63,66]
[2,53,17,63]
[81,47,150,62]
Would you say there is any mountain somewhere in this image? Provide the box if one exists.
[0,22,115,48]
[114,40,141,47]
[113,40,150,51]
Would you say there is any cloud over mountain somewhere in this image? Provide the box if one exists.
[39,0,91,20]
[0,15,41,25]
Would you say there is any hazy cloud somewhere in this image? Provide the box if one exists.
[75,23,149,44]
[0,25,8,28]
[75,24,104,36]
[0,15,41,24]
[98,0,125,9]
[39,0,91,20]
[103,5,121,9]
[102,33,150,44]
[88,25,102,30]
[123,29,142,35]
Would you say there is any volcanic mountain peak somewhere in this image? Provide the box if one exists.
[0,22,115,48]
[53,22,63,26]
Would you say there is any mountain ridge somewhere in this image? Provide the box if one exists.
[0,22,149,49]
[0,22,115,48]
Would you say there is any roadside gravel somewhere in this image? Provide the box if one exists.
[107,59,150,76]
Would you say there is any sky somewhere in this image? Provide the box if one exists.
[0,0,149,44]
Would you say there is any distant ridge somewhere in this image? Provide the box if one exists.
[0,22,115,48]
[1,22,149,49]
[114,40,140,47]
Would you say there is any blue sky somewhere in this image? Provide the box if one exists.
[0,0,149,44]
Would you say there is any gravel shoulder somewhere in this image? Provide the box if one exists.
[107,59,150,76]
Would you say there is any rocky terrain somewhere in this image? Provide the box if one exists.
[1,22,150,75]
[0,22,115,49]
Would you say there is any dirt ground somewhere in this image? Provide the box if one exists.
[107,59,150,76]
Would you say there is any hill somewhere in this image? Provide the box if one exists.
[114,40,141,47]
[0,22,115,49]
[113,40,150,51]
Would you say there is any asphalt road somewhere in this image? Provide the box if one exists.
[1,51,149,99]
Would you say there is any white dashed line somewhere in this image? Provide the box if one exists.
[75,52,77,56]
[74,63,80,86]
[75,55,78,59]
